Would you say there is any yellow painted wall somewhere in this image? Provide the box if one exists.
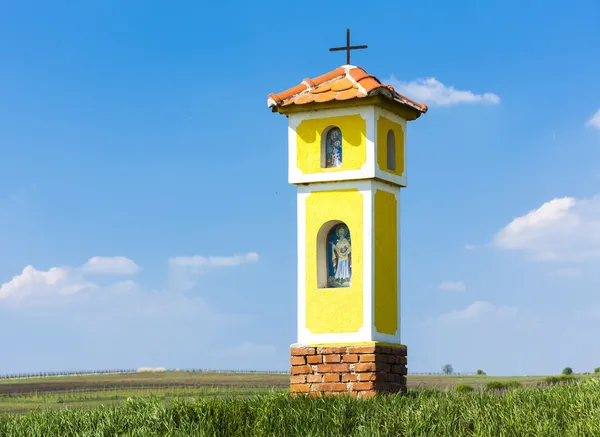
[373,189,398,335]
[296,115,367,174]
[305,189,363,334]
[377,116,405,177]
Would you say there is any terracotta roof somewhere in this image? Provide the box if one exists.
[267,65,428,115]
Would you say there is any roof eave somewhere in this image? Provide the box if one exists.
[272,95,425,120]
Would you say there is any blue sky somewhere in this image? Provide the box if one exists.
[1,0,599,376]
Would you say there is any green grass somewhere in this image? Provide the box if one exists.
[2,378,600,436]
[454,384,474,393]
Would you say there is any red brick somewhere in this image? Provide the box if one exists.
[310,391,347,398]
[378,382,403,393]
[377,364,391,373]
[371,346,385,354]
[352,382,375,391]
[323,354,342,363]
[342,373,358,382]
[348,346,376,354]
[372,354,391,364]
[391,364,405,374]
[390,382,404,392]
[354,363,376,372]
[398,356,407,365]
[356,390,377,398]
[342,354,359,363]
[290,347,315,356]
[291,365,312,375]
[307,374,322,383]
[317,347,347,354]
[290,383,310,393]
[290,375,306,384]
[313,383,346,392]
[323,373,341,383]
[359,354,376,362]
[382,346,404,355]
[307,355,323,364]
[383,372,396,382]
[290,356,306,366]
[357,372,376,382]
[316,364,350,373]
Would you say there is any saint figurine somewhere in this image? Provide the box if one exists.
[329,225,351,287]
[331,139,342,167]
[326,128,342,168]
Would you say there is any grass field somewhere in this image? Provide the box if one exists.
[0,371,553,415]
[1,378,599,436]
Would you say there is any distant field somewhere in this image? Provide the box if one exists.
[0,371,289,394]
[408,374,549,388]
[0,371,553,414]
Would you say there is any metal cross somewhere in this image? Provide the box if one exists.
[329,29,368,65]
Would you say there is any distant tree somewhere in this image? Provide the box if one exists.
[562,367,573,375]
[476,369,486,376]
[442,364,454,375]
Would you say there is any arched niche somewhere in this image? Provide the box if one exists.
[317,221,352,288]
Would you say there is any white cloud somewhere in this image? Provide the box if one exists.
[586,109,600,130]
[168,252,260,291]
[0,251,267,373]
[0,251,261,304]
[169,252,259,268]
[80,256,139,275]
[107,280,139,292]
[493,196,600,261]
[0,255,143,303]
[388,77,500,106]
[435,301,519,324]
[0,265,95,302]
[438,280,466,292]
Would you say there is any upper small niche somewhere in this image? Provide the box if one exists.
[323,127,343,168]
[386,129,396,171]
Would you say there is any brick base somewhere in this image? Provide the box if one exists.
[289,344,407,398]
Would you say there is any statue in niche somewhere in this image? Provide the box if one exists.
[327,224,352,287]
[325,128,342,168]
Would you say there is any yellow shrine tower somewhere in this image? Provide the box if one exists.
[268,60,427,397]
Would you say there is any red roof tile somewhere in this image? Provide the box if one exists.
[268,65,428,114]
